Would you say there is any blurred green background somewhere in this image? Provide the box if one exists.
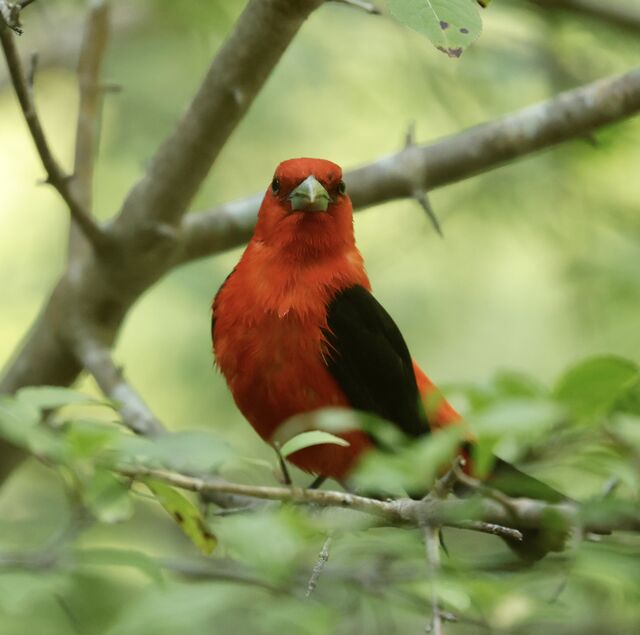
[1,1,640,633]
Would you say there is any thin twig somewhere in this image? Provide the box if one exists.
[68,0,111,259]
[453,462,520,514]
[0,22,110,251]
[414,190,443,237]
[305,535,333,597]
[423,525,443,635]
[450,520,523,542]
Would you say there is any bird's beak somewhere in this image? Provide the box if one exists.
[288,175,330,212]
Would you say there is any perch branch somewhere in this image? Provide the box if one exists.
[116,465,640,536]
[179,66,640,262]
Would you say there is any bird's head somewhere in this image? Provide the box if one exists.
[253,158,355,256]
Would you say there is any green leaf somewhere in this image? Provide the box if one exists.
[115,431,231,473]
[215,507,312,582]
[83,468,134,523]
[65,419,121,459]
[386,0,483,58]
[279,430,349,458]
[16,386,101,410]
[0,395,40,429]
[492,370,547,400]
[0,396,64,458]
[353,426,463,495]
[144,478,217,555]
[554,355,640,422]
[469,399,563,438]
[75,547,164,584]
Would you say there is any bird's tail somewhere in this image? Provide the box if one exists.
[482,458,570,562]
[412,361,570,561]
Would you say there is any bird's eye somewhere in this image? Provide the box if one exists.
[337,180,346,195]
[271,177,280,194]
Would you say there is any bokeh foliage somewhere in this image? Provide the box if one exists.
[1,0,640,633]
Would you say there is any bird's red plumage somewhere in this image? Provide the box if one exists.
[213,158,461,479]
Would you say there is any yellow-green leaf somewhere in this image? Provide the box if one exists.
[279,430,349,458]
[144,478,217,555]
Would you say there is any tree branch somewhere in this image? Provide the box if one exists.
[116,465,640,536]
[73,335,165,436]
[528,0,640,35]
[178,66,640,262]
[68,0,110,259]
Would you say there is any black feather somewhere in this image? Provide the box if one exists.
[323,285,428,439]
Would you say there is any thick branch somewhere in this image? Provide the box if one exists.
[178,67,640,262]
[528,0,640,35]
[112,0,324,232]
[0,19,110,251]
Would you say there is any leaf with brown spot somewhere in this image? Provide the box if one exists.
[387,0,484,57]
[144,478,217,555]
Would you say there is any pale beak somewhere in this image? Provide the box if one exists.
[288,175,330,212]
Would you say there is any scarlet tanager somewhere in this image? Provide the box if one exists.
[212,158,565,559]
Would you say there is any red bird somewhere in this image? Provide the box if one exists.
[212,157,459,479]
[212,158,564,557]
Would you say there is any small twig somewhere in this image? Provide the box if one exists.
[68,0,111,259]
[453,462,519,515]
[423,525,443,635]
[414,190,443,237]
[402,120,444,239]
[404,120,417,149]
[431,457,464,499]
[305,535,333,597]
[273,444,293,485]
[329,0,381,15]
[450,520,522,542]
[0,22,110,252]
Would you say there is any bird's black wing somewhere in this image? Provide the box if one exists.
[323,285,427,439]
